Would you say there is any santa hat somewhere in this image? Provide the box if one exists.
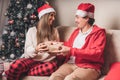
[37,4,55,19]
[76,3,95,18]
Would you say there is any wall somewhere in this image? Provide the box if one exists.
[0,0,120,35]
[0,0,10,44]
[49,0,120,29]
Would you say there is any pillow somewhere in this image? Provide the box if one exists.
[104,62,120,80]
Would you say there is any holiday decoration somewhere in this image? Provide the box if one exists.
[8,20,14,24]
[10,53,15,59]
[0,0,47,61]
[10,31,15,36]
[17,13,22,19]
[27,3,33,9]
[30,14,37,20]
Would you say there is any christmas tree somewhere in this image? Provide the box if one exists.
[0,0,47,61]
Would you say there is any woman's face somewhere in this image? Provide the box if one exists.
[75,15,88,29]
[48,12,55,25]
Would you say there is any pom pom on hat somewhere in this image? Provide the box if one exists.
[76,3,95,18]
[37,4,55,19]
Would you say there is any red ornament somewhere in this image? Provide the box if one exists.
[8,20,14,24]
[16,42,20,47]
[23,17,27,21]
[30,14,36,19]
[1,44,5,50]
[15,38,19,42]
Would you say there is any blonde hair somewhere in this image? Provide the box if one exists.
[36,13,56,44]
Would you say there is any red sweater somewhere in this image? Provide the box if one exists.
[64,25,106,71]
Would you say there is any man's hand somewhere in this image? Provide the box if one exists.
[48,45,70,56]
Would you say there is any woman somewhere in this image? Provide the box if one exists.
[49,3,106,80]
[3,3,61,80]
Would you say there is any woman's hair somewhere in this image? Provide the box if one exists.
[36,13,56,44]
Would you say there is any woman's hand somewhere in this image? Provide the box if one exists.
[35,43,48,53]
[58,45,70,56]
[43,41,63,55]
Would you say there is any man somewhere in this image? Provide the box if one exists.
[49,3,106,80]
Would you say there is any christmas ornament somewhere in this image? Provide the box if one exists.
[17,13,22,19]
[27,3,32,9]
[15,38,19,42]
[2,30,8,34]
[15,42,20,47]
[30,14,36,20]
[23,17,27,21]
[8,20,14,24]
[1,56,5,60]
[10,54,15,59]
[21,40,25,44]
[16,1,20,4]
[20,33,24,37]
[1,44,5,50]
[10,31,15,36]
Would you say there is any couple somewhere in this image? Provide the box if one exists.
[3,1,106,80]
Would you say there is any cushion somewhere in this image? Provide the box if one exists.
[0,61,4,77]
[104,62,120,80]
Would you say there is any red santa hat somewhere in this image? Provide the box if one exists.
[37,4,55,19]
[76,3,95,18]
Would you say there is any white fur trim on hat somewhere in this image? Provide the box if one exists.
[76,10,94,18]
[38,8,55,19]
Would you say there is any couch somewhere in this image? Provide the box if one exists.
[2,26,120,80]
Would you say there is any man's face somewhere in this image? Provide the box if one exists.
[75,15,88,29]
